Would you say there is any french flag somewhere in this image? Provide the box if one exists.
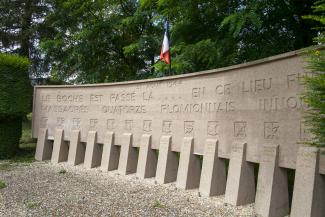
[160,24,170,64]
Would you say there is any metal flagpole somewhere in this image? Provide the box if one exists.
[166,20,172,76]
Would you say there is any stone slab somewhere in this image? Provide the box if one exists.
[31,50,325,173]
[118,133,138,175]
[84,131,102,169]
[225,142,255,206]
[291,146,325,217]
[35,128,52,161]
[136,134,157,179]
[156,136,179,184]
[255,145,289,217]
[101,131,120,171]
[176,137,201,189]
[51,129,68,163]
[199,139,226,196]
[67,130,85,165]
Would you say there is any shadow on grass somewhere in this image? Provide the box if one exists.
[1,114,36,164]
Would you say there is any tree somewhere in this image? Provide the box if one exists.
[41,0,161,83]
[145,0,317,75]
[0,0,53,78]
[303,0,325,147]
[39,0,319,83]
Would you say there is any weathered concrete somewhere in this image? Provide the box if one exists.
[291,146,325,217]
[225,142,255,206]
[199,139,226,196]
[136,134,157,179]
[176,137,201,189]
[118,133,138,175]
[156,136,179,184]
[84,131,101,169]
[32,50,323,174]
[101,132,120,171]
[35,128,52,161]
[255,145,289,217]
[67,130,85,165]
[51,129,68,163]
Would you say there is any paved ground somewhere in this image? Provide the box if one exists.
[0,161,255,217]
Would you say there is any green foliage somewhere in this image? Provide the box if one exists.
[153,200,164,208]
[58,169,67,175]
[0,180,6,189]
[0,54,31,117]
[302,0,325,147]
[0,0,53,77]
[25,201,41,209]
[41,0,161,83]
[38,0,317,82]
[0,117,23,159]
[0,54,31,159]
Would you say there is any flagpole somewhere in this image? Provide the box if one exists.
[167,20,172,76]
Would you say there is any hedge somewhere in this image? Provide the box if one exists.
[0,54,31,158]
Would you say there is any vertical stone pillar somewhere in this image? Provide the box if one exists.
[84,131,101,169]
[199,139,226,196]
[291,146,325,217]
[225,142,255,206]
[136,134,157,179]
[176,137,201,189]
[35,128,52,161]
[118,133,138,175]
[101,132,120,171]
[155,136,179,184]
[255,145,289,217]
[51,129,68,163]
[67,130,84,166]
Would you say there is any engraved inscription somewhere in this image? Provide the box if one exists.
[215,83,231,95]
[56,117,65,128]
[234,121,247,138]
[287,72,306,88]
[300,121,312,141]
[107,119,115,130]
[207,121,218,136]
[242,78,272,93]
[264,122,279,139]
[72,118,81,130]
[192,87,205,98]
[124,120,133,131]
[162,120,172,134]
[184,121,194,136]
[143,120,152,132]
[89,119,98,129]
[40,117,48,128]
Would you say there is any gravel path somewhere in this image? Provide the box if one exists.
[0,161,255,217]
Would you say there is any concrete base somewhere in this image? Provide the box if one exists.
[291,146,325,217]
[84,131,102,169]
[67,130,85,165]
[255,145,289,217]
[101,132,120,171]
[156,136,179,184]
[199,139,226,196]
[118,133,138,175]
[225,142,255,206]
[176,137,201,189]
[136,134,157,179]
[51,129,68,163]
[35,128,52,161]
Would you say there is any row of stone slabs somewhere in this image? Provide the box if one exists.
[35,128,325,217]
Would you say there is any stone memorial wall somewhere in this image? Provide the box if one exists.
[33,50,325,217]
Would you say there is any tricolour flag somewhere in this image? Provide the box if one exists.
[160,24,170,64]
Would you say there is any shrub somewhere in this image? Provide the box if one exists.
[0,54,31,158]
[302,1,325,147]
